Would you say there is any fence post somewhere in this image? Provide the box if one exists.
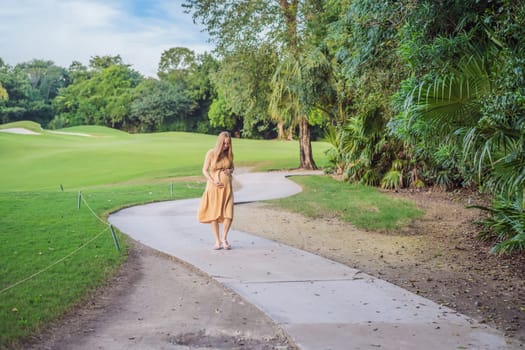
[109,225,121,250]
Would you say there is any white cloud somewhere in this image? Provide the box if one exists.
[0,0,212,77]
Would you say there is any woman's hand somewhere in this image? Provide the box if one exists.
[214,181,224,188]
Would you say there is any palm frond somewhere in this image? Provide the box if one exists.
[407,55,490,136]
[473,192,525,255]
[269,55,303,125]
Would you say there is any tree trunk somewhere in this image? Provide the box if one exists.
[298,116,317,170]
[287,125,294,141]
[277,121,295,140]
[277,121,285,139]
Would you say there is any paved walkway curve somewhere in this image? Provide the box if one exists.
[109,171,517,350]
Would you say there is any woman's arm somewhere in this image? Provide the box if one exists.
[202,150,213,181]
[202,150,223,187]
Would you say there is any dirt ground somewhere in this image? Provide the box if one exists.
[24,244,295,350]
[233,188,525,346]
[24,177,525,349]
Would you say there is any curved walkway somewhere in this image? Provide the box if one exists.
[109,171,516,350]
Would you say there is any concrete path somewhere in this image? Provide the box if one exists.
[109,171,517,350]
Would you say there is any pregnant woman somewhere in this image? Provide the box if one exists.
[197,131,235,250]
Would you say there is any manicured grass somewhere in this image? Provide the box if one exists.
[272,175,424,231]
[0,182,204,348]
[0,122,330,191]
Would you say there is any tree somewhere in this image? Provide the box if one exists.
[158,47,196,81]
[0,59,69,125]
[184,0,320,169]
[51,58,142,129]
[89,55,126,71]
[210,43,279,138]
[208,93,240,131]
[130,78,193,132]
[68,61,90,82]
[390,0,525,254]
[319,0,410,182]
[156,48,219,133]
[16,60,70,101]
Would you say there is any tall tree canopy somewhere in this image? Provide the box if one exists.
[157,48,220,133]
[209,43,279,138]
[51,56,142,129]
[184,0,322,169]
[0,59,69,125]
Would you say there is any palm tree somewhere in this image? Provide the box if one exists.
[269,54,317,169]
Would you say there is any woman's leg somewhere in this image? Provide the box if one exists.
[221,218,232,249]
[211,221,221,249]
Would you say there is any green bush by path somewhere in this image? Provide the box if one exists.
[272,175,424,231]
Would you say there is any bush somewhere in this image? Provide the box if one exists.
[473,192,525,255]
[381,169,403,190]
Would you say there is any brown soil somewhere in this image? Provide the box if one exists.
[233,188,525,346]
[24,243,295,350]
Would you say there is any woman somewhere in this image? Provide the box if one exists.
[197,131,235,250]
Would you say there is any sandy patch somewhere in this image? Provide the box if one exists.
[0,127,40,135]
[48,130,92,137]
[0,128,92,137]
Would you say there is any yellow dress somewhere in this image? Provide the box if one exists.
[197,156,234,223]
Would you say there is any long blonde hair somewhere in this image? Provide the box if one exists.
[211,131,234,167]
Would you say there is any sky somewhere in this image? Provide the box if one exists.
[0,0,213,77]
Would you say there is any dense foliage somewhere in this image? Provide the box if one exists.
[1,0,523,253]
[0,52,219,134]
[322,0,524,254]
[0,59,69,125]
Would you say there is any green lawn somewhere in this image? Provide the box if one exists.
[0,184,203,348]
[0,121,329,191]
[271,175,423,231]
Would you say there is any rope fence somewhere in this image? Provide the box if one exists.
[0,181,202,295]
[0,226,109,295]
[0,191,118,295]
